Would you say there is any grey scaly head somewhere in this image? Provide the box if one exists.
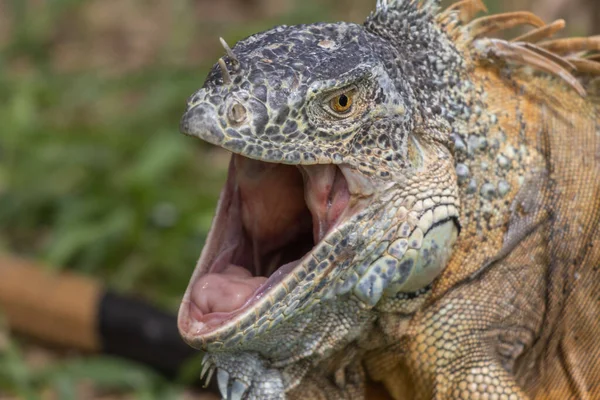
[177,1,468,398]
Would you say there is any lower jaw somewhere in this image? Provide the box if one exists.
[179,217,459,348]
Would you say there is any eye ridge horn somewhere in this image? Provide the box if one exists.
[218,58,232,85]
[219,37,241,70]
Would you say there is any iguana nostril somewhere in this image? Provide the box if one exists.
[228,102,247,124]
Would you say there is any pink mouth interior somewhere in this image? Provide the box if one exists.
[186,154,350,328]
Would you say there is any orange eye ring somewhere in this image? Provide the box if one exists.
[330,92,353,113]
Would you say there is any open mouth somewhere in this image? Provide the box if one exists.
[178,153,366,337]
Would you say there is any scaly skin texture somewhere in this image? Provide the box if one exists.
[178,1,600,399]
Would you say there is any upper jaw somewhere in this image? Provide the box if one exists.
[180,92,352,166]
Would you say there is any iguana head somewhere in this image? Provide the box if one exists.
[178,1,464,396]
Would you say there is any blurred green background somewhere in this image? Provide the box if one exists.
[0,0,595,398]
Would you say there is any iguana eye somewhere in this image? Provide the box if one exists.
[329,92,354,114]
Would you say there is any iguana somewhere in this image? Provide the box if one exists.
[176,0,600,398]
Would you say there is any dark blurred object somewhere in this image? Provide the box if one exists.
[0,255,219,395]
[98,291,191,380]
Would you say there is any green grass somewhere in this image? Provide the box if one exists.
[0,0,224,394]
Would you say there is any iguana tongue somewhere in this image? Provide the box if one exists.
[188,159,349,318]
[190,265,267,316]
